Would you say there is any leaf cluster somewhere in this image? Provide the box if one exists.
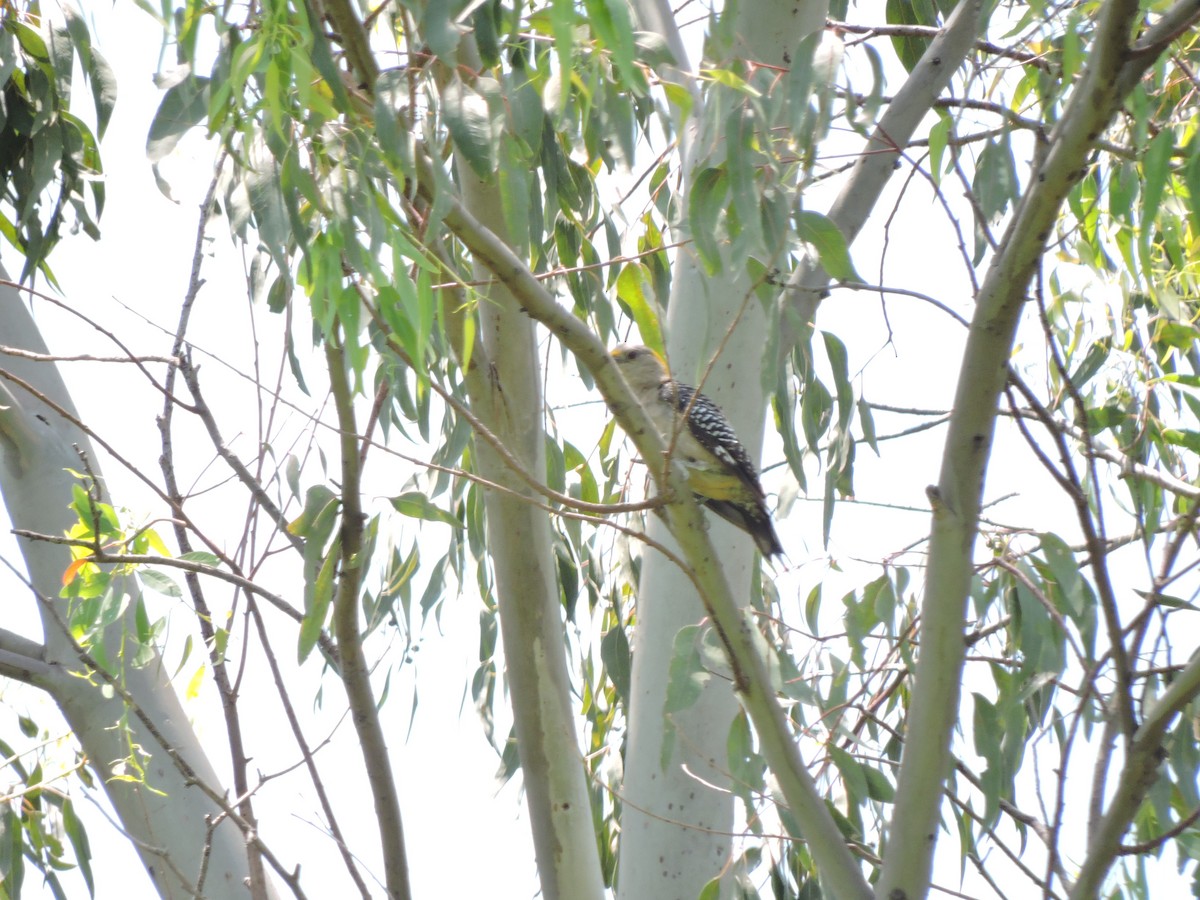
[0,3,112,282]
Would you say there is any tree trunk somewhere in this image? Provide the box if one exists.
[0,275,268,899]
[456,174,607,900]
[617,2,828,896]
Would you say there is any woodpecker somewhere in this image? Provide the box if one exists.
[610,344,784,558]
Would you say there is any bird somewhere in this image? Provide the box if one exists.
[610,344,784,558]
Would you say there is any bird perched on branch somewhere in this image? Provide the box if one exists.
[610,344,784,558]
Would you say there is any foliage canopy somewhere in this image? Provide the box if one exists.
[3,1,1200,899]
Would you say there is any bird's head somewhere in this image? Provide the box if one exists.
[611,344,670,393]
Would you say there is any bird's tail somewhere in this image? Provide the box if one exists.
[699,498,785,558]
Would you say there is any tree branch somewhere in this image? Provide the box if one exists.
[178,354,304,553]
[159,159,274,899]
[244,598,372,899]
[318,0,379,88]
[8,531,340,657]
[375,329,665,518]
[48,606,309,900]
[878,1,1160,896]
[410,147,872,900]
[324,335,411,900]
[781,0,987,353]
[1070,648,1200,898]
[828,18,1051,70]
[0,642,55,689]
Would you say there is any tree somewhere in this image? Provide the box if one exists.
[2,0,1200,898]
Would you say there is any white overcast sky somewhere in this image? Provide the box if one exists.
[2,2,1194,898]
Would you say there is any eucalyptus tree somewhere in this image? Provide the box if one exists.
[3,1,1200,899]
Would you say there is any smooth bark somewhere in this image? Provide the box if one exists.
[456,169,607,900]
[617,2,845,896]
[875,3,1194,897]
[0,275,266,898]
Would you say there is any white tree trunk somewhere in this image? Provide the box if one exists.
[0,274,266,899]
[618,3,828,896]
[457,174,607,900]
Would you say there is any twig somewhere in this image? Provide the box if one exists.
[324,334,412,900]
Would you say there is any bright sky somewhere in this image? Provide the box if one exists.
[2,2,1195,898]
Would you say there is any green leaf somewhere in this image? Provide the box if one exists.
[864,766,895,802]
[1012,571,1064,677]
[375,69,412,171]
[727,709,765,796]
[13,21,48,60]
[472,0,501,67]
[139,569,182,599]
[299,536,337,662]
[1110,160,1138,220]
[0,805,24,898]
[390,492,462,528]
[805,583,822,635]
[547,0,576,113]
[584,0,640,92]
[795,211,860,282]
[178,550,221,566]
[615,264,663,352]
[1067,338,1111,389]
[828,745,869,806]
[420,0,465,59]
[857,397,878,454]
[85,47,118,139]
[972,692,1000,765]
[1160,428,1200,454]
[662,625,706,770]
[659,80,693,121]
[288,485,339,540]
[146,75,211,162]
[134,596,153,645]
[506,67,544,155]
[1156,320,1198,350]
[419,555,448,619]
[853,43,887,132]
[689,167,728,275]
[27,123,63,214]
[703,67,760,95]
[928,111,951,183]
[291,485,340,661]
[545,436,566,493]
[600,624,631,704]
[784,29,822,135]
[973,135,1019,261]
[665,624,711,715]
[48,23,73,105]
[64,8,117,139]
[1184,144,1200,233]
[497,136,532,254]
[61,800,93,898]
[725,105,762,259]
[800,377,832,450]
[442,77,497,179]
[823,332,854,430]
[634,31,677,69]
[886,0,935,71]
[1039,533,1085,619]
[1140,128,1175,228]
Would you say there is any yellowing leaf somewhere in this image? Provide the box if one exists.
[62,557,90,587]
[186,663,206,702]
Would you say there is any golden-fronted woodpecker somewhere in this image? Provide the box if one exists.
[611,344,784,558]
